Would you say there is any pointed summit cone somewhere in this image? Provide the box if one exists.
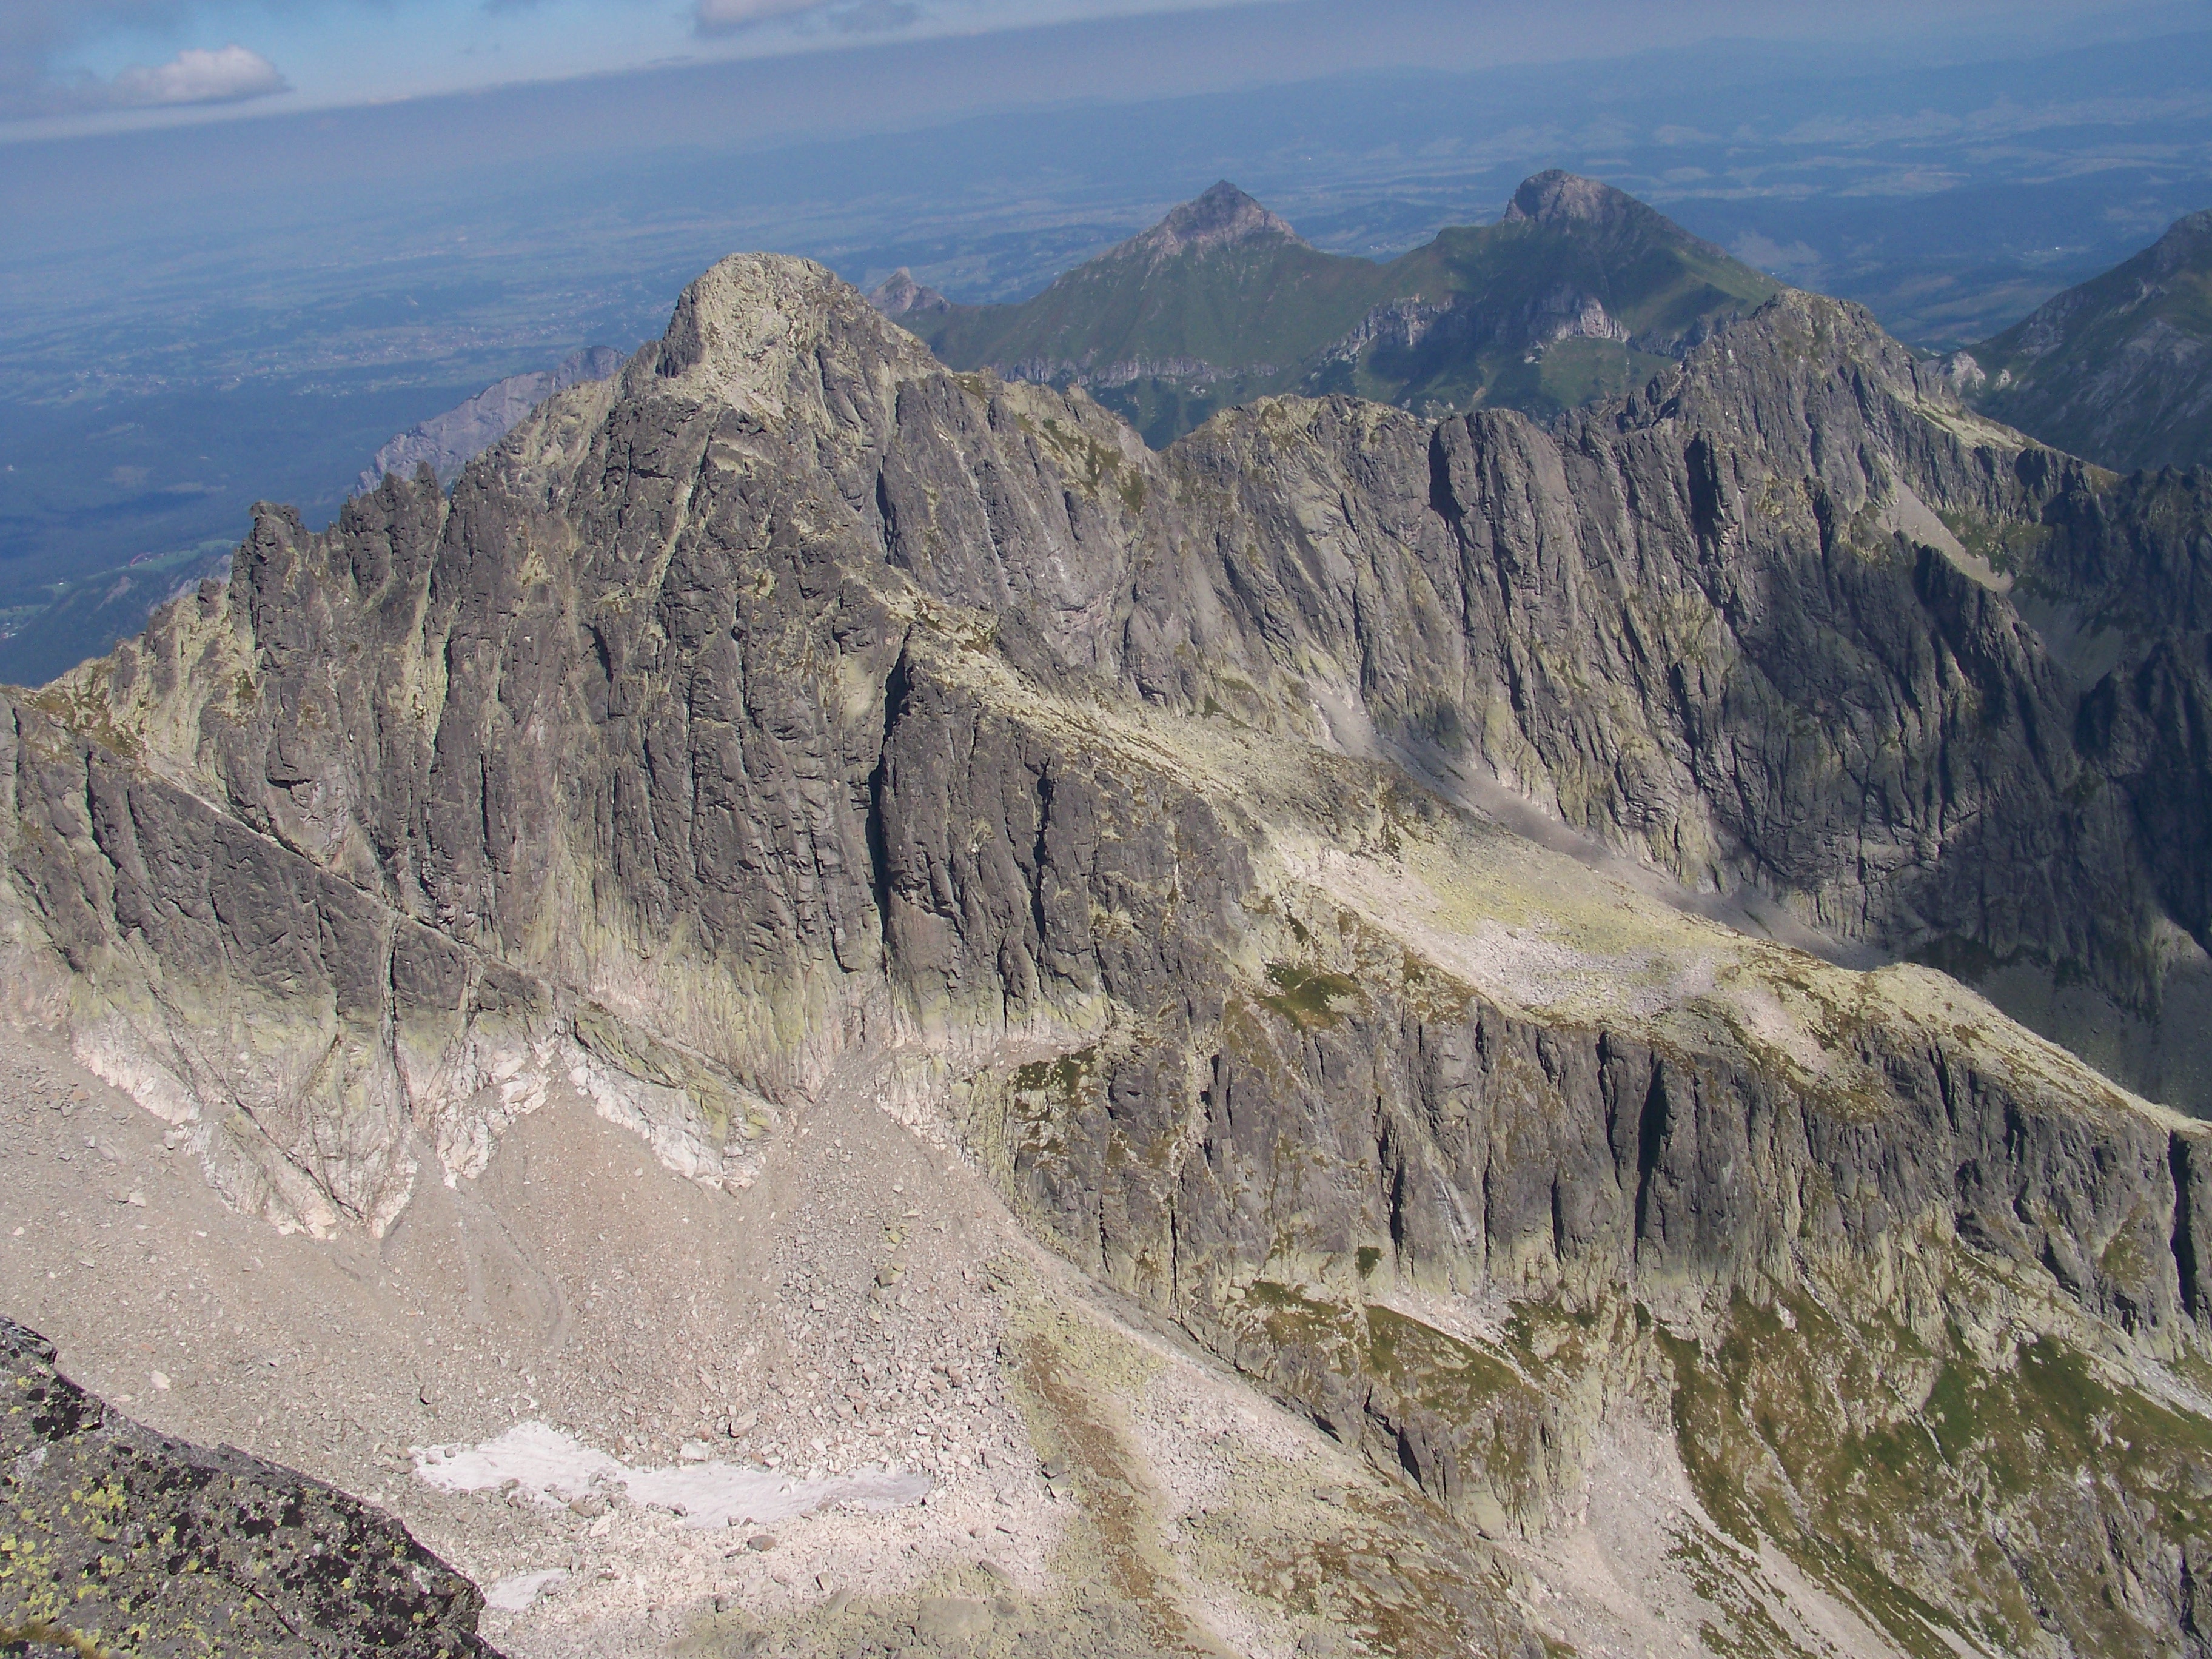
[867,268,951,319]
[1125,181,1305,263]
[1495,168,1736,263]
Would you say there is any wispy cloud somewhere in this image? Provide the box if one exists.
[694,0,835,35]
[693,0,922,38]
[13,42,287,117]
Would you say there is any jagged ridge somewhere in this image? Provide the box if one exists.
[8,251,2212,1654]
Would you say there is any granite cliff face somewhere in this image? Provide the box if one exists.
[8,252,2212,1654]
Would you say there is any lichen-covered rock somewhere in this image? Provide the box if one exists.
[0,1318,495,1657]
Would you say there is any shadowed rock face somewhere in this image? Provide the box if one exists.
[0,1318,495,1657]
[8,252,2212,1654]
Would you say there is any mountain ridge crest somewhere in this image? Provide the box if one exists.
[874,169,1780,443]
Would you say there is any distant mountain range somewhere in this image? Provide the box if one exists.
[13,181,2205,698]
[357,344,628,495]
[1949,208,2212,472]
[871,172,1779,445]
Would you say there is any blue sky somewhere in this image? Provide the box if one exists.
[5,0,2191,139]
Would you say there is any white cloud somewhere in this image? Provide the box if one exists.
[107,43,287,107]
[0,5,301,121]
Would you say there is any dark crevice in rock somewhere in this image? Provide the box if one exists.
[1029,765,1056,959]
[2174,1133,2207,1322]
[866,644,911,967]
[1424,427,1460,528]
[1684,432,1727,551]
[1632,1062,1669,1254]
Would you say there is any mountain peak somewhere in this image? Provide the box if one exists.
[867,267,952,320]
[1501,170,1640,228]
[1128,181,1303,261]
[2146,206,2212,276]
[1965,204,2212,470]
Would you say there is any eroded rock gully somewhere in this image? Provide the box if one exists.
[7,253,2212,1655]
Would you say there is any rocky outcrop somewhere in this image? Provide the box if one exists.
[10,251,2212,1654]
[1500,169,1655,229]
[1317,286,1632,372]
[0,1316,495,1656]
[1122,180,1305,263]
[865,269,952,320]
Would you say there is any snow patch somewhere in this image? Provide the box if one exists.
[484,1569,568,1612]
[414,1421,933,1530]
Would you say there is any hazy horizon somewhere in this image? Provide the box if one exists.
[6,0,2200,145]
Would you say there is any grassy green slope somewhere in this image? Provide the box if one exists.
[894,172,1780,443]
[918,237,1391,376]
[1319,205,1778,417]
[1966,208,2212,471]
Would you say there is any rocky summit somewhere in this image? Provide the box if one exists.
[5,246,2212,1657]
[1124,180,1305,262]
